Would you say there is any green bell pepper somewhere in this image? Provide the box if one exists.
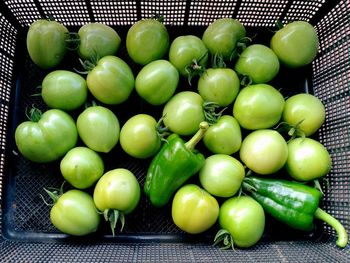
[144,121,209,208]
[242,176,348,248]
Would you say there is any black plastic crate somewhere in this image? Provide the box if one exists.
[0,0,349,262]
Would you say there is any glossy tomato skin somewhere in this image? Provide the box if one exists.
[26,19,68,69]
[126,19,169,65]
[168,35,208,76]
[120,114,161,159]
[240,129,288,175]
[219,196,265,248]
[270,21,319,68]
[50,190,100,236]
[93,168,141,215]
[78,23,121,60]
[60,147,104,189]
[135,60,179,105]
[162,91,205,136]
[198,68,240,107]
[285,138,332,181]
[15,109,78,163]
[234,44,280,84]
[202,18,246,60]
[87,56,135,105]
[203,115,242,155]
[199,154,245,198]
[77,106,120,153]
[282,93,325,136]
[171,184,219,234]
[41,70,88,111]
[233,84,285,130]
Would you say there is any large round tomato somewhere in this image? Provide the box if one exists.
[119,114,161,159]
[233,84,285,130]
[126,19,169,65]
[41,70,88,111]
[77,106,120,153]
[15,109,78,163]
[285,138,332,181]
[86,56,135,105]
[270,21,319,68]
[135,60,179,105]
[199,154,245,198]
[78,22,121,60]
[240,129,288,175]
[202,18,246,60]
[26,19,68,69]
[234,44,280,84]
[171,184,219,234]
[197,68,240,107]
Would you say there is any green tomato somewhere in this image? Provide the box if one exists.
[282,93,325,136]
[87,56,135,105]
[162,91,205,136]
[240,129,288,175]
[15,109,78,163]
[233,84,285,130]
[203,115,242,155]
[270,21,319,68]
[49,189,100,236]
[126,19,169,65]
[78,22,121,60]
[26,19,68,69]
[218,196,265,248]
[77,106,120,153]
[135,60,179,105]
[60,147,104,189]
[285,138,332,181]
[172,184,219,234]
[41,70,88,111]
[120,114,161,159]
[198,68,240,107]
[234,44,280,84]
[199,154,245,198]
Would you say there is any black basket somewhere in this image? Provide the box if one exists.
[0,0,349,262]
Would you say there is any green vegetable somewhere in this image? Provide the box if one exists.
[144,121,209,207]
[242,176,348,248]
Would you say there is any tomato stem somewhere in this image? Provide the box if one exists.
[25,106,42,122]
[213,229,235,250]
[65,32,80,51]
[203,102,226,125]
[103,209,125,237]
[212,53,226,69]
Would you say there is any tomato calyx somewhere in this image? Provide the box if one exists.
[203,102,226,125]
[65,32,80,51]
[275,120,306,140]
[213,229,235,250]
[41,183,65,206]
[151,14,165,23]
[156,116,171,143]
[185,51,208,85]
[25,106,43,122]
[102,208,125,237]
[230,36,252,61]
[76,54,99,75]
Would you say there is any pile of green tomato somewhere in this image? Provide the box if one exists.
[15,16,348,249]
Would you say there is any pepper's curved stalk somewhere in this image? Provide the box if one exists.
[103,209,125,237]
[184,121,209,151]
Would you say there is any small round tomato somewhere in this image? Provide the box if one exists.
[119,114,161,159]
[233,84,285,130]
[49,189,100,236]
[41,70,88,111]
[234,44,280,84]
[26,19,68,69]
[203,115,242,155]
[202,18,246,60]
[282,93,325,136]
[197,68,240,107]
[135,60,179,105]
[77,106,120,153]
[162,91,205,136]
[270,21,319,68]
[126,19,169,65]
[240,129,288,175]
[168,35,208,77]
[60,147,104,189]
[217,196,265,248]
[199,154,245,198]
[171,184,219,234]
[87,56,135,105]
[78,22,121,60]
[285,138,332,181]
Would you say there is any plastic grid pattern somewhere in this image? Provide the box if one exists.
[3,0,41,26]
[284,0,326,22]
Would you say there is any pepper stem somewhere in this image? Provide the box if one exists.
[184,121,209,151]
[314,207,348,248]
[103,209,125,237]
